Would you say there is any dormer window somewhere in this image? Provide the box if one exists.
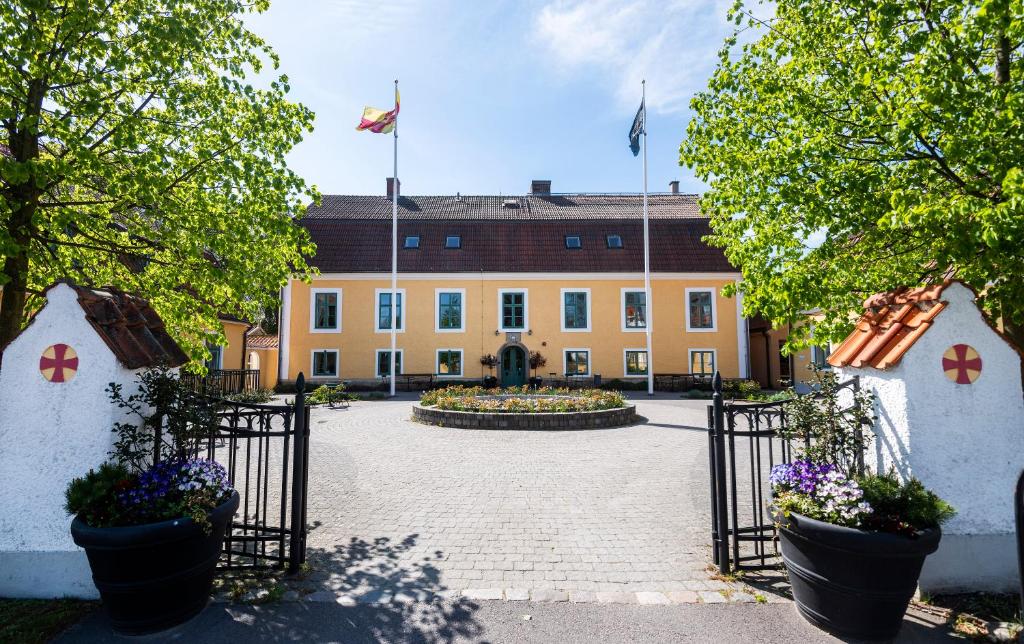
[404,235,420,249]
[445,235,461,249]
[606,234,623,249]
[565,235,581,249]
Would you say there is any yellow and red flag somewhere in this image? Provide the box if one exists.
[356,88,400,134]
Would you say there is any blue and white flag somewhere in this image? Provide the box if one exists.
[628,99,645,156]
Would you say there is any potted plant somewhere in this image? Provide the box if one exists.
[528,351,546,388]
[771,371,954,640]
[66,366,239,635]
[480,354,498,388]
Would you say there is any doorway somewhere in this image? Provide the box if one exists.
[500,346,527,387]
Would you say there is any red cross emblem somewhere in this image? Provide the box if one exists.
[942,344,981,385]
[40,343,79,383]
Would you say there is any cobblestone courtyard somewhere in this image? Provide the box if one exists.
[295,395,769,604]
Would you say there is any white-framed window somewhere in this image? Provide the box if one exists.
[689,349,716,376]
[435,288,466,332]
[310,288,342,333]
[685,287,716,332]
[563,348,591,377]
[812,344,831,369]
[623,349,649,377]
[498,288,528,332]
[621,288,647,332]
[205,343,223,371]
[375,288,405,333]
[436,349,463,377]
[560,288,591,332]
[311,349,339,378]
[375,349,404,377]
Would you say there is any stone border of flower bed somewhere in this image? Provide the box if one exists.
[411,402,637,430]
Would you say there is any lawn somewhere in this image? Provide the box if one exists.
[0,598,97,643]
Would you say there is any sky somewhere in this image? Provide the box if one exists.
[245,0,739,197]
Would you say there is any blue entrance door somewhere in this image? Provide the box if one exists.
[500,346,527,387]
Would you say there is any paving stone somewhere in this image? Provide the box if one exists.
[635,592,672,605]
[595,592,637,604]
[530,589,569,602]
[504,588,530,601]
[461,588,503,601]
[666,591,700,604]
[569,591,598,603]
[699,591,728,604]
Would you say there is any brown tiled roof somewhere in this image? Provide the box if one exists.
[302,194,733,274]
[828,283,949,370]
[304,193,704,221]
[246,333,279,349]
[69,284,190,369]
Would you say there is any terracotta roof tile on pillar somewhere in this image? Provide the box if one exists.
[827,282,950,370]
[70,285,189,369]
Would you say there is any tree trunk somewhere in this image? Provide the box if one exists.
[996,34,1011,84]
[0,79,45,361]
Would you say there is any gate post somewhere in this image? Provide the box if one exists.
[712,371,731,574]
[288,373,308,573]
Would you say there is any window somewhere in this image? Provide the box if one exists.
[812,344,831,369]
[436,349,463,376]
[624,349,649,376]
[561,289,590,331]
[205,343,223,371]
[690,350,716,376]
[404,235,420,249]
[436,289,465,332]
[606,234,623,249]
[310,288,342,332]
[499,289,527,331]
[376,350,403,377]
[622,289,647,331]
[312,349,338,378]
[375,289,404,332]
[564,349,590,376]
[445,235,461,249]
[565,235,581,249]
[686,288,716,331]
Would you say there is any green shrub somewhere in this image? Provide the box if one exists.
[225,388,275,404]
[421,385,626,413]
[307,384,350,406]
[858,473,956,534]
[721,379,762,399]
[65,463,133,527]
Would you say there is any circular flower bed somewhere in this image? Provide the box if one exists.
[414,385,636,430]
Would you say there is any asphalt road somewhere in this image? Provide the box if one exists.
[57,600,957,643]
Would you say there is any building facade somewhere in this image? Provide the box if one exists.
[278,182,750,387]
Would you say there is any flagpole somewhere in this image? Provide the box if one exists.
[389,79,398,398]
[641,80,654,397]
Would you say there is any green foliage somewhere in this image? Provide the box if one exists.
[108,365,220,472]
[225,388,276,404]
[0,0,317,359]
[859,473,956,534]
[307,383,350,406]
[779,370,874,477]
[681,0,1024,350]
[64,463,133,527]
[721,378,762,398]
[421,385,626,413]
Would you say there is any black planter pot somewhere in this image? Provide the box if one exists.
[528,376,543,389]
[776,511,941,641]
[483,376,498,388]
[71,491,239,635]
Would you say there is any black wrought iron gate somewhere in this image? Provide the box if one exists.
[707,372,862,574]
[205,374,310,572]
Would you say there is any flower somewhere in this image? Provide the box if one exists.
[771,460,872,527]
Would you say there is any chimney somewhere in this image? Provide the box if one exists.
[668,180,680,194]
[387,177,400,198]
[530,179,552,195]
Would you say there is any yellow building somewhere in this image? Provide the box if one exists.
[748,316,831,390]
[277,181,750,388]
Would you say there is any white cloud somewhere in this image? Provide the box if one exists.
[534,0,736,114]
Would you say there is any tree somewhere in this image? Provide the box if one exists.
[0,1,316,362]
[681,0,1024,349]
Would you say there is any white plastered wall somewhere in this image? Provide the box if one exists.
[838,283,1024,592]
[0,283,143,598]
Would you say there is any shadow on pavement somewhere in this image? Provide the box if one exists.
[58,534,485,644]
